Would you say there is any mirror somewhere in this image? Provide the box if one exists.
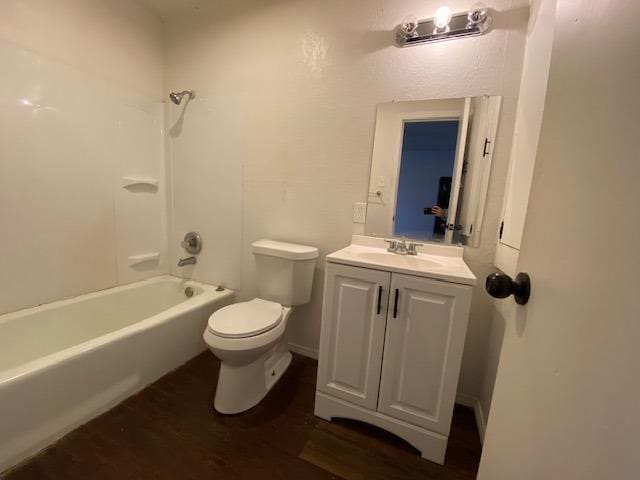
[365,96,501,246]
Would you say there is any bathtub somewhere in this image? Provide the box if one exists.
[0,275,233,472]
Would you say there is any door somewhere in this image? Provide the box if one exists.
[479,1,640,478]
[458,95,502,246]
[316,263,390,409]
[378,273,471,434]
[443,97,470,244]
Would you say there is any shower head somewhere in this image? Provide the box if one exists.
[169,90,195,105]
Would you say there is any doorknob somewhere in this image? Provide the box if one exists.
[485,271,531,305]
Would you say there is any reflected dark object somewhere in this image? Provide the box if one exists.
[485,271,531,305]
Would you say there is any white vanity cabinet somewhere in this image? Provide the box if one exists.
[377,273,471,435]
[315,246,473,465]
[316,264,390,410]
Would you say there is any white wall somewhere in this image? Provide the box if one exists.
[164,0,530,402]
[479,0,640,476]
[478,0,557,426]
[495,0,556,275]
[1,0,165,99]
[0,0,167,314]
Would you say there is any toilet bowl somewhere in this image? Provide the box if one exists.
[203,299,292,414]
[203,239,318,414]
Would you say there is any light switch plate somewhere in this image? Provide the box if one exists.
[353,202,367,224]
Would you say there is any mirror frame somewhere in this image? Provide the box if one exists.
[365,96,502,247]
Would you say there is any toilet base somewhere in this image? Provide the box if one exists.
[213,349,292,414]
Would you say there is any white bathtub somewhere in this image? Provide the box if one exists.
[0,275,234,472]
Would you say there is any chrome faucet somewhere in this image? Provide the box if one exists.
[177,256,196,267]
[406,241,423,255]
[385,238,423,255]
[396,237,409,255]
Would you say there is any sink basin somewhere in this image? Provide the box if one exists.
[356,251,445,270]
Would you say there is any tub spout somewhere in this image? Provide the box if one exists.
[177,256,196,267]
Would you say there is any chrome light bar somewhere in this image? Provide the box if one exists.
[396,7,491,47]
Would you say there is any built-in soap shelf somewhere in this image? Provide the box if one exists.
[127,252,160,266]
[121,176,159,191]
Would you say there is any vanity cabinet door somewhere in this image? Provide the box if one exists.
[378,273,472,435]
[317,263,391,410]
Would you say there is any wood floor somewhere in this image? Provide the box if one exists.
[5,353,481,479]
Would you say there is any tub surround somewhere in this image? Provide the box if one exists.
[0,0,167,316]
[0,38,168,316]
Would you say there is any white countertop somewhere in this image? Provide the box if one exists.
[326,236,476,286]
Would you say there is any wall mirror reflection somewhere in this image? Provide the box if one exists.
[365,96,502,246]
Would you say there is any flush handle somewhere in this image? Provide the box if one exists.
[485,271,531,305]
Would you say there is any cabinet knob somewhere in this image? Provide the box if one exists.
[485,271,531,305]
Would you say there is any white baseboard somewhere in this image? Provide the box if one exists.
[455,393,487,444]
[288,342,319,360]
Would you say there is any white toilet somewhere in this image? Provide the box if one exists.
[203,239,318,414]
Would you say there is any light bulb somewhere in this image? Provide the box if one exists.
[433,6,452,30]
[401,14,419,38]
[468,4,488,26]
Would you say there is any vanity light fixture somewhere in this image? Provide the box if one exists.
[396,5,491,46]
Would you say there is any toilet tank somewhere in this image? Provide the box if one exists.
[252,239,319,306]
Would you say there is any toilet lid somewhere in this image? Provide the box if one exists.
[208,298,283,338]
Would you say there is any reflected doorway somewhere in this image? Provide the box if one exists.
[394,120,459,241]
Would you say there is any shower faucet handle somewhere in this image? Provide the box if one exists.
[181,232,202,254]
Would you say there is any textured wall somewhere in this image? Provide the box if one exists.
[164,0,529,400]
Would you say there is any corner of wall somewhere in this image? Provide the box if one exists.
[456,393,487,444]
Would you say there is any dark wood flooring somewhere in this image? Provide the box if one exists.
[6,353,481,479]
